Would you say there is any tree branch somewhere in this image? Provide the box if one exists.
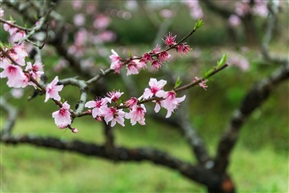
[213,62,289,174]
[0,134,222,187]
[0,97,18,137]
[175,101,211,166]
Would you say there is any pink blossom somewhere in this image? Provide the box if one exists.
[160,91,186,118]
[86,3,96,14]
[3,22,17,35]
[152,44,161,54]
[151,60,162,70]
[73,14,85,26]
[160,9,174,18]
[235,2,250,16]
[126,59,146,76]
[53,59,68,73]
[0,59,28,88]
[158,51,171,62]
[35,20,40,26]
[125,104,146,125]
[125,97,138,108]
[85,98,108,119]
[25,61,44,80]
[93,14,111,29]
[12,44,28,60]
[74,29,87,46]
[153,100,162,113]
[72,0,83,10]
[11,30,26,43]
[126,60,140,76]
[0,7,4,18]
[109,49,121,63]
[106,90,124,103]
[68,29,87,57]
[228,15,241,27]
[142,53,153,62]
[3,22,26,43]
[100,106,125,127]
[184,0,204,19]
[193,77,208,90]
[71,128,78,133]
[199,81,208,90]
[190,8,203,19]
[45,76,63,102]
[163,32,177,46]
[139,59,149,68]
[52,102,71,128]
[227,53,249,71]
[96,31,116,43]
[175,44,191,54]
[68,44,84,58]
[135,59,146,69]
[8,44,27,66]
[141,78,167,99]
[110,49,123,73]
[253,3,268,17]
[110,61,123,74]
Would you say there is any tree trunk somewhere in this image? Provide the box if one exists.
[207,174,236,193]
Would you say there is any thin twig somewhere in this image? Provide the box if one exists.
[175,64,229,92]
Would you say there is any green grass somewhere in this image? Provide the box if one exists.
[1,117,288,193]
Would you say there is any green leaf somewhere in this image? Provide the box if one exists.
[217,54,228,68]
[207,68,214,75]
[9,15,15,22]
[203,69,208,78]
[194,19,203,30]
[117,99,122,106]
[203,67,214,79]
[174,76,182,89]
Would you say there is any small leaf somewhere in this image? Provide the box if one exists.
[217,54,228,67]
[205,68,214,78]
[203,69,208,78]
[174,76,182,89]
[9,15,15,22]
[117,99,122,106]
[194,19,203,30]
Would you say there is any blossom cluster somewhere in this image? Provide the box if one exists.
[183,0,204,19]
[0,12,42,88]
[0,44,70,127]
[84,78,186,127]
[109,33,190,75]
[67,0,116,59]
[229,0,269,27]
[0,15,68,128]
[3,22,26,44]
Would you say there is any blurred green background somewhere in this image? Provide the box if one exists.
[1,1,288,192]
